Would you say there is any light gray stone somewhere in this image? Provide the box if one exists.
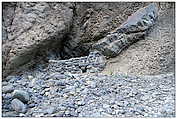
[11,98,27,113]
[2,85,14,93]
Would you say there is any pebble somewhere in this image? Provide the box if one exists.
[11,98,27,113]
[29,78,36,87]
[102,103,109,109]
[102,112,112,117]
[2,81,8,86]
[2,85,14,93]
[2,60,175,118]
[45,107,56,114]
[2,111,18,117]
[12,90,30,103]
[28,75,34,80]
[19,113,26,117]
[28,104,35,108]
[87,81,97,88]
[77,100,86,106]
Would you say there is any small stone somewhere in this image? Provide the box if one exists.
[76,88,82,92]
[35,113,44,117]
[53,111,65,117]
[45,107,56,114]
[2,85,14,93]
[63,94,68,98]
[29,78,36,87]
[40,90,45,95]
[28,75,34,80]
[44,88,50,92]
[87,81,96,88]
[103,104,110,109]
[13,90,30,103]
[45,92,50,96]
[65,110,70,115]
[82,88,88,94]
[69,90,75,96]
[51,73,67,79]
[19,113,26,117]
[77,100,86,106]
[102,112,112,117]
[4,93,12,100]
[2,111,18,117]
[11,99,27,113]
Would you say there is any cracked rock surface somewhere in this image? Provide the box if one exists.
[92,3,158,58]
[2,2,74,77]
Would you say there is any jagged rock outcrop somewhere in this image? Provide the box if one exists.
[61,2,149,59]
[92,3,158,58]
[2,2,74,77]
[2,2,150,77]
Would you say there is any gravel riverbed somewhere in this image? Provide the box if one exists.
[2,67,175,117]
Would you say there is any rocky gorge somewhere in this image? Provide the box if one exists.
[2,2,175,117]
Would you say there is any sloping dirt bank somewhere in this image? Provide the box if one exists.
[102,3,175,76]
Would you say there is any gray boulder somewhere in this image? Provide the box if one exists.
[92,3,158,58]
[2,85,14,93]
[116,3,158,33]
[11,98,27,113]
[12,90,30,103]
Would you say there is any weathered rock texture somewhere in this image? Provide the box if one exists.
[2,2,74,77]
[102,2,175,75]
[2,2,175,77]
[48,51,106,74]
[92,3,158,58]
[11,98,27,113]
[2,2,154,77]
[2,2,175,117]
[61,2,149,59]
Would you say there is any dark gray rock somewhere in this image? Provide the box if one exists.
[116,3,158,34]
[11,98,27,113]
[12,90,30,103]
[92,3,158,58]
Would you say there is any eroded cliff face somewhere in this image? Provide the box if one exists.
[2,2,74,77]
[2,2,175,77]
[2,2,150,77]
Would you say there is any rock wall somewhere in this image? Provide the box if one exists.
[47,51,106,74]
